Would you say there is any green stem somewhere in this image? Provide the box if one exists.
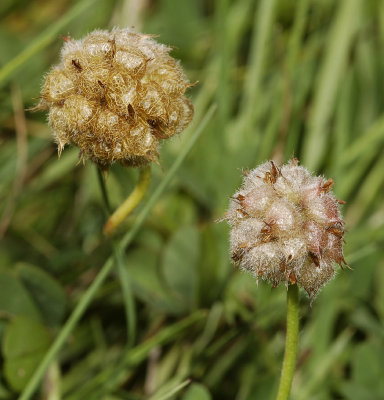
[112,240,136,347]
[96,169,112,214]
[103,165,151,235]
[97,168,136,347]
[276,284,299,400]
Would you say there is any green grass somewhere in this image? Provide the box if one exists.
[1,1,384,399]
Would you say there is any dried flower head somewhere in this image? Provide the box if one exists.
[37,28,194,168]
[224,159,347,299]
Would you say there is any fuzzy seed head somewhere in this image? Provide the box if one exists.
[37,28,194,168]
[225,159,347,299]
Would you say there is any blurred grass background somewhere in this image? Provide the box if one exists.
[1,0,384,399]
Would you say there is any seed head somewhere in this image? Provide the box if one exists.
[37,28,194,168]
[224,159,347,299]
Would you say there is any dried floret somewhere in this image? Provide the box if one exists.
[37,28,194,168]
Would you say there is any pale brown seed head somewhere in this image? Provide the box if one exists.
[37,28,194,168]
[224,159,347,299]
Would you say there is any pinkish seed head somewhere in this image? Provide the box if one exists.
[225,159,347,299]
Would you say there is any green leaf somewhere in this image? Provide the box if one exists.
[198,224,230,306]
[0,268,41,322]
[182,383,212,400]
[351,341,384,396]
[0,382,12,399]
[339,382,381,400]
[2,316,51,392]
[161,225,200,311]
[127,247,183,315]
[152,192,198,232]
[16,263,67,326]
[29,148,79,192]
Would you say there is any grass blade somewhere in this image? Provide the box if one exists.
[302,0,361,170]
[0,0,97,86]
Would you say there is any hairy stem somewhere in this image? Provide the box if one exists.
[276,284,299,400]
[103,165,151,235]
